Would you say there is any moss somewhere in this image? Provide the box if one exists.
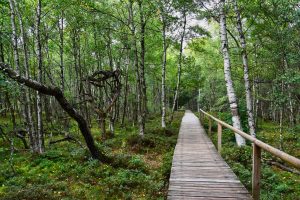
[0,111,184,200]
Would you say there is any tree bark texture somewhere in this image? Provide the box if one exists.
[219,0,245,146]
[233,0,256,137]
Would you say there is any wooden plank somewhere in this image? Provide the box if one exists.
[168,197,250,200]
[252,144,261,200]
[168,191,251,197]
[167,110,251,200]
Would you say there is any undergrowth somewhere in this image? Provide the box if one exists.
[0,111,184,200]
[201,112,300,200]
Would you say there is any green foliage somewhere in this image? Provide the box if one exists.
[0,112,184,200]
[205,115,300,200]
[160,151,174,181]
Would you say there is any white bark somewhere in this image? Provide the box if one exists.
[219,0,245,146]
[138,0,146,135]
[128,0,144,135]
[9,0,19,72]
[233,0,256,137]
[161,13,167,129]
[13,0,36,150]
[58,11,65,92]
[170,9,187,122]
[35,0,44,153]
[283,58,295,126]
[288,86,294,126]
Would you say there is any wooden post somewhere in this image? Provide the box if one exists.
[208,118,212,135]
[252,144,261,200]
[218,123,222,153]
[199,112,202,122]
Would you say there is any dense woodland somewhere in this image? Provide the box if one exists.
[0,0,299,199]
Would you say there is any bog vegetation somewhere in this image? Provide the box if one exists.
[0,0,299,199]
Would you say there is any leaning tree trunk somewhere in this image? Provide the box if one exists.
[0,63,111,162]
[170,9,187,123]
[219,0,245,146]
[233,0,256,137]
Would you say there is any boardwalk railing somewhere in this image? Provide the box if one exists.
[199,109,300,200]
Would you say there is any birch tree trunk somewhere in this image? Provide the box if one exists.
[129,0,144,135]
[219,0,245,146]
[160,6,167,129]
[35,0,44,153]
[9,0,19,72]
[233,0,256,137]
[170,9,187,123]
[58,11,65,92]
[121,50,130,126]
[138,0,146,135]
[10,0,38,152]
[283,56,295,126]
[13,0,35,150]
[288,85,295,126]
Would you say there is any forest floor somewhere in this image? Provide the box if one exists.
[201,113,300,200]
[1,111,299,200]
[0,111,184,200]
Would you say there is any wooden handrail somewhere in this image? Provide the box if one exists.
[199,108,300,200]
[199,109,300,169]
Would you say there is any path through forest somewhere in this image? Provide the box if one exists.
[167,110,252,199]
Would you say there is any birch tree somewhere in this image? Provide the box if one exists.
[233,0,256,137]
[58,10,65,92]
[219,0,245,146]
[13,0,35,150]
[159,1,167,129]
[0,62,111,162]
[138,0,146,135]
[170,4,187,123]
[128,0,144,135]
[35,0,44,153]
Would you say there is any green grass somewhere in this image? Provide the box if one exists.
[0,111,184,200]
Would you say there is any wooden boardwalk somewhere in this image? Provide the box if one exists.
[168,110,252,200]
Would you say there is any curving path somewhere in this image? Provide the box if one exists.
[167,110,252,200]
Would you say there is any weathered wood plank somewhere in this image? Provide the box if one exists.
[167,110,252,200]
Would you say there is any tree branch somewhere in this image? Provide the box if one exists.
[0,62,111,162]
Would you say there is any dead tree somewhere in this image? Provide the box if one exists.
[85,69,121,139]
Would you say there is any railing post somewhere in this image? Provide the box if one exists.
[218,123,222,153]
[208,118,212,135]
[252,144,261,200]
[199,112,203,123]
